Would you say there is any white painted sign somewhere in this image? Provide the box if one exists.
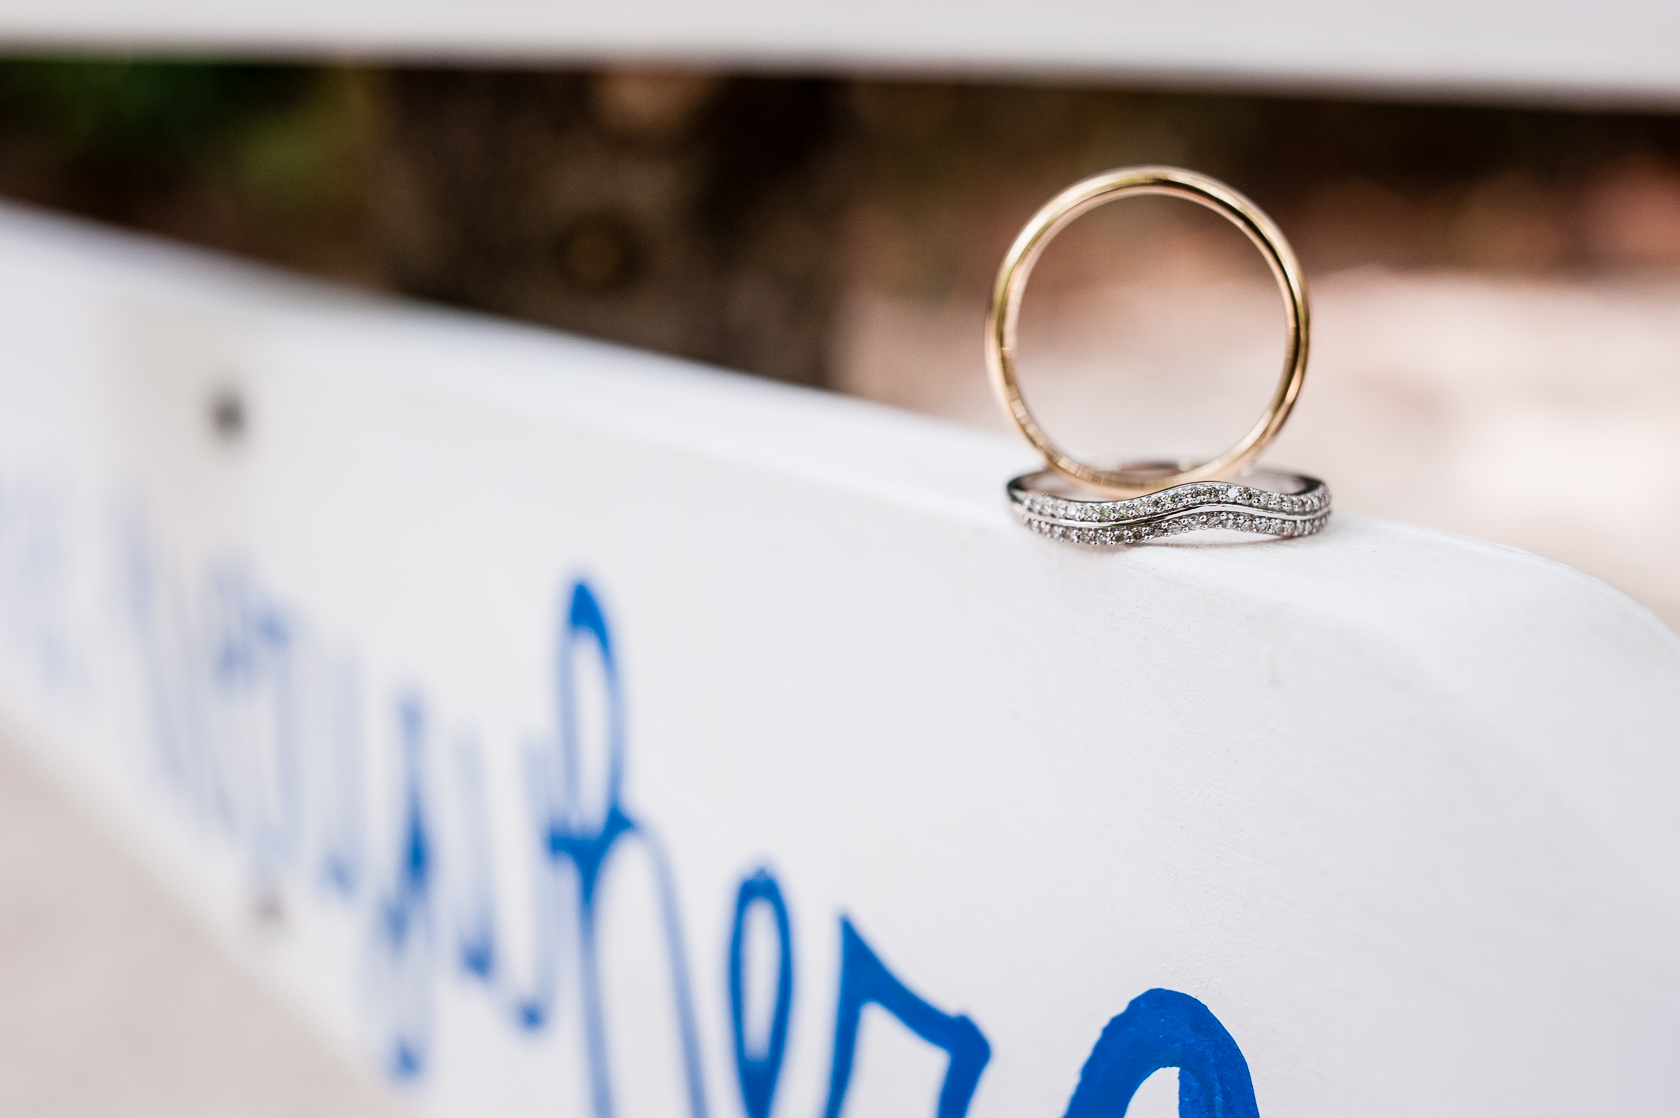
[1,201,1678,1117]
[0,0,1677,106]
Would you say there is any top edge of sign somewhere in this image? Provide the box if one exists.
[1,195,1670,650]
[4,195,1678,742]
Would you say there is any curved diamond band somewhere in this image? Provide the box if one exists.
[1008,467,1331,546]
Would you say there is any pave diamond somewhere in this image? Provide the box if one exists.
[1007,467,1331,547]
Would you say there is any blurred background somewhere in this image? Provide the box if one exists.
[0,59,1675,626]
[1,50,1679,1117]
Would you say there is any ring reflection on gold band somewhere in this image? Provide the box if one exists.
[984,165,1310,498]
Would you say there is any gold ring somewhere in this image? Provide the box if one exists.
[985,165,1310,497]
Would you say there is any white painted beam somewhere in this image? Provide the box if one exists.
[0,203,1676,1116]
[1,0,1678,107]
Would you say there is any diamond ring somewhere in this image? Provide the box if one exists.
[985,165,1330,546]
[1008,467,1331,546]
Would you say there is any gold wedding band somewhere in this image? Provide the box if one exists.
[985,166,1310,497]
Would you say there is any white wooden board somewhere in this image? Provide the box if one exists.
[1,201,1678,1117]
[1,0,1678,106]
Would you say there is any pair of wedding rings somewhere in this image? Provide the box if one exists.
[986,166,1331,545]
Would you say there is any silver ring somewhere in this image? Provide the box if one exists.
[1009,466,1331,546]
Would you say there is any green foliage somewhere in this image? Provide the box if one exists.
[0,58,314,161]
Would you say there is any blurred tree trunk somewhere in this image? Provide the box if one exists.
[375,69,852,389]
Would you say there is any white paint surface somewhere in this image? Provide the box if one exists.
[0,201,1677,1117]
[0,0,1678,107]
[0,733,401,1118]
